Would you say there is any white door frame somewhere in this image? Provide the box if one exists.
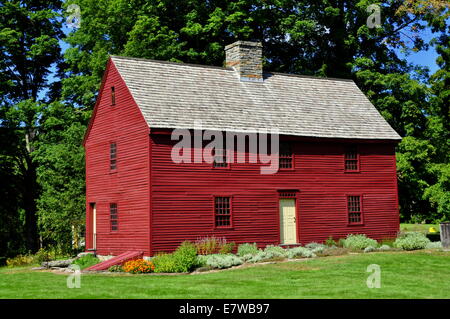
[279,198,298,245]
[90,203,97,250]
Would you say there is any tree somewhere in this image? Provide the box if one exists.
[34,102,87,252]
[0,0,63,252]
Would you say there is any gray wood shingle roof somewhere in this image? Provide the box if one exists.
[111,55,401,141]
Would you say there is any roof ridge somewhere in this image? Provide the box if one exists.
[111,55,354,82]
[110,55,232,71]
[267,72,354,83]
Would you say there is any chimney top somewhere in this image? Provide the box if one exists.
[225,41,263,82]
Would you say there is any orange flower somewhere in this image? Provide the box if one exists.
[122,259,155,274]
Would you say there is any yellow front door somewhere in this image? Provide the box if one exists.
[279,199,297,244]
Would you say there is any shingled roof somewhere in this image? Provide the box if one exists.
[110,55,401,141]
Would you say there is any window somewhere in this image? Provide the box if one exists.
[279,190,297,198]
[214,197,231,227]
[213,148,228,168]
[110,203,118,231]
[111,86,116,105]
[110,142,117,170]
[345,146,359,171]
[347,195,362,224]
[279,142,293,169]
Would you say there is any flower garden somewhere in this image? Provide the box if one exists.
[99,232,444,275]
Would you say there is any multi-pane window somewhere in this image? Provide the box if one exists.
[347,195,362,224]
[213,148,228,168]
[214,197,231,227]
[110,142,117,170]
[111,86,116,105]
[279,142,293,169]
[110,203,118,231]
[345,147,359,171]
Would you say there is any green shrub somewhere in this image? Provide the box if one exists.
[337,238,346,247]
[152,253,179,273]
[263,245,287,257]
[286,247,316,259]
[342,234,378,250]
[198,254,243,269]
[394,232,431,250]
[305,242,323,250]
[237,243,259,256]
[6,254,35,267]
[108,265,124,272]
[71,254,100,269]
[195,236,232,255]
[219,242,236,254]
[325,236,337,246]
[34,248,53,264]
[173,241,198,272]
[244,250,286,263]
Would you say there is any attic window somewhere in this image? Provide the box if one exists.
[344,146,359,171]
[213,148,229,168]
[279,142,293,169]
[111,86,116,105]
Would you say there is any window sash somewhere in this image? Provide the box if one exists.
[213,149,228,168]
[214,197,231,227]
[110,203,118,231]
[345,147,358,171]
[110,143,117,170]
[111,86,116,105]
[347,196,362,224]
[279,142,293,169]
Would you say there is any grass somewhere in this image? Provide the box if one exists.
[1,250,449,299]
[400,223,439,233]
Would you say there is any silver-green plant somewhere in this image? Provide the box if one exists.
[393,232,430,251]
[199,254,243,269]
[286,247,316,259]
[263,245,288,257]
[237,243,259,256]
[342,234,378,250]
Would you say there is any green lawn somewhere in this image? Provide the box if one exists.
[1,250,449,299]
[400,223,439,233]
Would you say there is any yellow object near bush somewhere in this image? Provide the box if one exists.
[429,227,437,233]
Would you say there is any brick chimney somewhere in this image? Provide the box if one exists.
[225,41,263,82]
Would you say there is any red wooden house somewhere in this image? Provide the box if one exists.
[84,41,401,257]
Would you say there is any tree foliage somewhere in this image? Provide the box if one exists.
[0,0,449,257]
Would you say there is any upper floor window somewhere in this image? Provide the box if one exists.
[110,142,117,170]
[347,195,362,224]
[214,196,232,227]
[213,148,229,168]
[344,146,359,171]
[110,203,118,231]
[279,142,293,169]
[111,86,116,105]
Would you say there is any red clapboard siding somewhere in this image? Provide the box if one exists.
[84,60,151,256]
[150,133,399,254]
[84,59,399,257]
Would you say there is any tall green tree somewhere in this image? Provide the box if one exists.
[0,0,63,252]
[62,0,449,223]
